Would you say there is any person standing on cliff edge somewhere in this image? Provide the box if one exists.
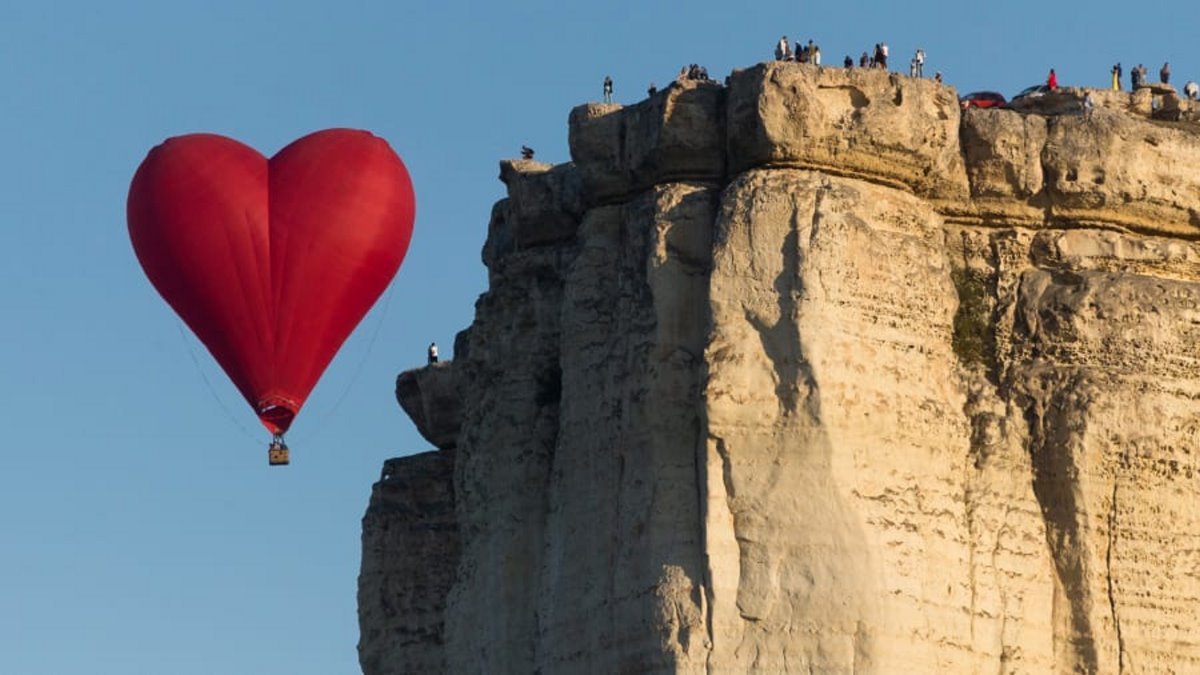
[428,343,438,365]
[1047,68,1058,90]
[1112,63,1122,91]
[1160,62,1170,84]
[603,75,613,103]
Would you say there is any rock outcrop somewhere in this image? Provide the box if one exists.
[360,62,1200,673]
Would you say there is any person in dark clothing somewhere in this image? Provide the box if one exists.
[428,342,439,365]
[1160,62,1170,84]
[844,54,854,68]
[859,51,869,68]
[603,75,613,103]
[520,145,534,160]
[647,82,657,96]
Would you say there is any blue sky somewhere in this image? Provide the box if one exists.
[0,2,1194,673]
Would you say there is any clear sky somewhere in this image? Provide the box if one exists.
[0,2,1194,673]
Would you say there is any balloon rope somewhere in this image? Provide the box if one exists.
[304,281,395,443]
[175,320,261,444]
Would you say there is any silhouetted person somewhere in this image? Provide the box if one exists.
[844,54,853,68]
[647,82,657,96]
[603,75,613,103]
[520,145,534,160]
[428,342,438,365]
[1160,62,1170,84]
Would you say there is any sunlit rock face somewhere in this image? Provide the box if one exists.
[361,61,1200,674]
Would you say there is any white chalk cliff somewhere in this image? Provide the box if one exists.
[360,62,1200,674]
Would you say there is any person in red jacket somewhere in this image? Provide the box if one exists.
[1047,68,1058,90]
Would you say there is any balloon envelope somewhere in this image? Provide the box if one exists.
[128,129,415,435]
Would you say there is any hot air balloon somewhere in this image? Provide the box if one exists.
[128,129,415,465]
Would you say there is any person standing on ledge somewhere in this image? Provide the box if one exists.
[1047,68,1058,90]
[428,342,438,365]
[915,48,926,77]
[1112,63,1122,91]
[603,75,613,103]
[1160,62,1170,84]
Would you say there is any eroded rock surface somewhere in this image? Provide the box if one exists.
[394,363,462,450]
[362,62,1200,673]
[357,452,458,674]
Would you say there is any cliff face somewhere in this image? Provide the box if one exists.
[360,62,1200,673]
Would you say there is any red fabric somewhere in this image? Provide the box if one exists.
[1048,70,1058,90]
[128,129,415,435]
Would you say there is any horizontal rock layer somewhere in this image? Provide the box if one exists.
[364,61,1200,673]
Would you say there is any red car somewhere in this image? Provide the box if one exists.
[960,91,1007,110]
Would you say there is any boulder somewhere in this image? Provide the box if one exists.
[568,79,725,204]
[498,159,583,248]
[725,61,970,201]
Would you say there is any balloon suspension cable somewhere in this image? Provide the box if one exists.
[306,281,396,443]
[175,320,261,443]
[268,433,290,467]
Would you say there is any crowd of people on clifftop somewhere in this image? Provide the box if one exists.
[775,36,823,65]
[1104,62,1197,100]
[594,36,939,107]
[586,35,1198,118]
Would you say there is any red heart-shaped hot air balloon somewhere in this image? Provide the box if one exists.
[128,129,415,442]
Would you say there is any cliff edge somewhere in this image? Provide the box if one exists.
[360,62,1200,674]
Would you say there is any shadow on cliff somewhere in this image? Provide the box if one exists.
[713,198,881,671]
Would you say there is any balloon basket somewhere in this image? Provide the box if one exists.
[268,436,290,466]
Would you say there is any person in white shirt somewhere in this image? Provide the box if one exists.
[775,36,790,61]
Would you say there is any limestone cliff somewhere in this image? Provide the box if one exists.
[359,62,1200,674]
